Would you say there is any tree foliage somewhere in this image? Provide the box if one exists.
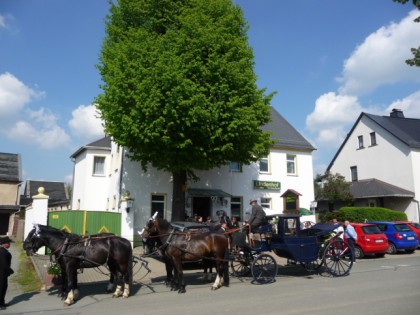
[95,0,274,220]
[393,0,420,66]
[315,172,353,209]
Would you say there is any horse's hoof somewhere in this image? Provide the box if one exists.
[178,289,186,294]
[63,302,71,307]
[112,294,120,298]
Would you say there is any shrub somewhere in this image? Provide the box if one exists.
[323,206,407,223]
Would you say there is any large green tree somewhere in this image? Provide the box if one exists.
[393,0,420,67]
[95,0,274,220]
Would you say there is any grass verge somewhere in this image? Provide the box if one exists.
[11,241,42,292]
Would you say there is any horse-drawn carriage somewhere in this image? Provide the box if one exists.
[142,213,354,291]
[229,214,354,284]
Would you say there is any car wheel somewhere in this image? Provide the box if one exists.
[354,246,364,259]
[386,242,397,255]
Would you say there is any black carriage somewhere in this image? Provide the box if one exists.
[230,214,354,284]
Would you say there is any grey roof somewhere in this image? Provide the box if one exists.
[263,107,315,151]
[364,113,420,148]
[70,136,111,159]
[349,178,414,199]
[328,111,420,170]
[0,153,22,183]
[20,180,70,207]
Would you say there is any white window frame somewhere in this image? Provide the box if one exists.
[259,155,270,173]
[229,162,242,172]
[287,154,297,175]
[370,132,377,146]
[261,197,271,210]
[151,194,167,218]
[358,135,364,149]
[93,156,106,176]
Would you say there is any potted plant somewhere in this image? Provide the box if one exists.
[44,262,62,288]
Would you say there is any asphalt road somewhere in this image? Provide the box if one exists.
[4,251,420,315]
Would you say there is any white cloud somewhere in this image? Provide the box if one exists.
[7,108,71,149]
[0,15,6,29]
[0,72,43,123]
[338,10,420,96]
[68,104,105,142]
[385,90,420,117]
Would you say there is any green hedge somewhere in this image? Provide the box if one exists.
[323,206,407,223]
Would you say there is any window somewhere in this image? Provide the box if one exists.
[358,136,364,149]
[287,154,297,175]
[93,156,106,175]
[370,132,377,146]
[259,155,269,173]
[229,162,242,172]
[351,166,358,182]
[151,194,166,218]
[230,197,242,221]
[261,197,271,210]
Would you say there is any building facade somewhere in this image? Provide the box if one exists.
[71,107,316,244]
[327,109,420,222]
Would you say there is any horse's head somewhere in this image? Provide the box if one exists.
[23,224,46,256]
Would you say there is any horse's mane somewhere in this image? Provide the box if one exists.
[156,218,172,230]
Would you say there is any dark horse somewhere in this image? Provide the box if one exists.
[23,224,133,306]
[142,217,229,293]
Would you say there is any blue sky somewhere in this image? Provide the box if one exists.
[1,0,419,185]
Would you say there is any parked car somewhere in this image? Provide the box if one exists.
[368,221,419,254]
[344,223,388,259]
[396,221,420,247]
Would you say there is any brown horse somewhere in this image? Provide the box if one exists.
[142,217,229,293]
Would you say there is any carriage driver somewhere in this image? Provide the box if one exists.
[245,199,267,233]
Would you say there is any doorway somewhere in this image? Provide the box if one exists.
[192,197,211,220]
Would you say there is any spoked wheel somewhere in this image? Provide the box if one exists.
[230,260,251,277]
[251,254,278,284]
[322,239,353,277]
[301,255,323,271]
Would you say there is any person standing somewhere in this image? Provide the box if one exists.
[247,199,266,233]
[0,236,14,310]
[344,220,357,262]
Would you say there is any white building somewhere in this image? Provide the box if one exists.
[327,109,420,222]
[71,107,316,244]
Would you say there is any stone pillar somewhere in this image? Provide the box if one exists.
[120,191,134,248]
[31,187,49,255]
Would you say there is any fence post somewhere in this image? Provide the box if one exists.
[120,191,134,247]
[24,187,49,254]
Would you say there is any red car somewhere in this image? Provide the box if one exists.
[397,221,420,247]
[344,223,388,259]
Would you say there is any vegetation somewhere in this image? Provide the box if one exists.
[11,241,42,292]
[324,206,408,223]
[95,0,274,220]
[315,172,353,211]
[393,0,420,66]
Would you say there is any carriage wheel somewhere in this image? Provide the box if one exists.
[251,254,278,284]
[230,260,251,277]
[301,255,323,271]
[322,239,353,277]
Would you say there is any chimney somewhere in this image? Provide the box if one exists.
[390,108,404,118]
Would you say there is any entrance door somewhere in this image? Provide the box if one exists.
[192,197,211,220]
[0,213,9,234]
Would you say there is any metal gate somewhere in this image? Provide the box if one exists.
[48,210,121,236]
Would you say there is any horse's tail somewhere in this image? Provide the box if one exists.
[223,247,230,286]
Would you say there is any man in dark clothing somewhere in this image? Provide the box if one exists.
[0,236,14,309]
[247,199,266,233]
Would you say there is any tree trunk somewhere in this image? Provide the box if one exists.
[171,171,187,221]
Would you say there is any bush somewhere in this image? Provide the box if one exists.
[323,206,407,223]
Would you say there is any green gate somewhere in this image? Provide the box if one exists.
[48,210,121,236]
